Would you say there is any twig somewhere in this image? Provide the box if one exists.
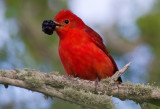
[111,62,131,81]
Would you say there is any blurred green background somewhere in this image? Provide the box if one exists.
[0,0,160,109]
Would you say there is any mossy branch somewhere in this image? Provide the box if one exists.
[0,63,160,109]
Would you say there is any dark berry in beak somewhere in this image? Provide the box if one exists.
[42,20,55,35]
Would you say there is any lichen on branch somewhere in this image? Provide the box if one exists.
[0,63,160,108]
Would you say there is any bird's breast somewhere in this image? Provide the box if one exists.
[58,29,115,80]
[59,38,95,69]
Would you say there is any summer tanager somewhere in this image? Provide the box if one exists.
[42,10,122,83]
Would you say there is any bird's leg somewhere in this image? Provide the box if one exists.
[94,77,99,92]
[74,74,78,78]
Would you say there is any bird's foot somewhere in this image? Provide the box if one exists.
[94,77,99,93]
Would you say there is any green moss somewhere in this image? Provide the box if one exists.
[101,78,111,83]
[14,68,20,73]
[15,71,26,79]
[101,78,116,93]
[24,68,30,71]
[24,76,44,88]
[125,81,152,96]
[101,77,116,85]
[15,69,35,79]
[24,68,33,76]
[0,70,6,77]
[61,88,114,109]
[27,71,32,76]
[50,71,60,76]
[13,68,45,88]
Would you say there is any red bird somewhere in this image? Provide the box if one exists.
[42,10,122,83]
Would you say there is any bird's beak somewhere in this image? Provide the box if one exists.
[53,20,63,30]
[53,21,62,26]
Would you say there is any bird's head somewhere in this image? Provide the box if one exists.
[42,10,85,36]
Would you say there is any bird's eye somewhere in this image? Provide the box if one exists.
[64,20,69,24]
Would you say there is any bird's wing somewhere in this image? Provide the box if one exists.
[85,26,122,82]
[85,26,119,71]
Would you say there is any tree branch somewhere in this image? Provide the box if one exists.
[0,76,113,109]
[0,63,160,108]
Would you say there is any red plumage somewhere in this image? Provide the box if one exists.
[54,10,122,82]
